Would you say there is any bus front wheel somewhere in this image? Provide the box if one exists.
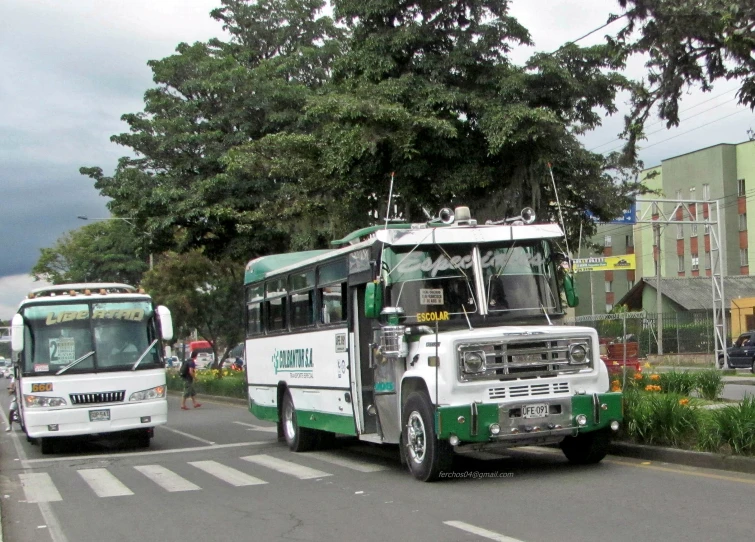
[559,430,610,465]
[402,392,451,482]
[281,391,317,452]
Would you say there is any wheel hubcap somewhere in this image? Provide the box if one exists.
[406,411,426,464]
[284,400,295,441]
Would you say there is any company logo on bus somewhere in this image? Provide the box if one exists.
[273,348,314,377]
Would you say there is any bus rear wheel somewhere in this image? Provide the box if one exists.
[281,391,317,452]
[559,430,610,465]
[402,392,451,482]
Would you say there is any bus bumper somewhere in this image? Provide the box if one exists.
[436,392,622,445]
[23,400,168,439]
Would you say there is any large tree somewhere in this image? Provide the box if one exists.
[80,0,343,262]
[226,0,642,246]
[83,0,644,261]
[614,0,755,157]
[32,221,148,285]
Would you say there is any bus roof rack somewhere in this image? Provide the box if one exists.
[27,283,140,298]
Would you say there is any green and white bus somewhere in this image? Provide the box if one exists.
[244,207,622,481]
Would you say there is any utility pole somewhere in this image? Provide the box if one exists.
[655,218,663,356]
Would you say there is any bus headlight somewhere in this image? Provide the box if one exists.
[462,351,486,373]
[568,344,588,365]
[129,386,166,402]
[24,395,67,408]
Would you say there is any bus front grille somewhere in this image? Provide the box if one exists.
[70,391,126,405]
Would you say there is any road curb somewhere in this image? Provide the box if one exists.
[167,389,247,406]
[609,441,755,475]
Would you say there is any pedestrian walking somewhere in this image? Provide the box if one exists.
[180,351,202,410]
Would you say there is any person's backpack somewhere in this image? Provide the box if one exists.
[179,359,190,378]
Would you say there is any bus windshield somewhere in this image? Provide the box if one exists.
[480,240,562,318]
[384,240,562,324]
[19,301,161,375]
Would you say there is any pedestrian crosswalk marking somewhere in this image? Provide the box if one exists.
[19,473,62,503]
[188,460,268,486]
[306,451,387,473]
[134,465,201,492]
[78,468,134,497]
[241,454,332,479]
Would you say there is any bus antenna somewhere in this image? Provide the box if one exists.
[384,172,396,230]
[547,162,571,257]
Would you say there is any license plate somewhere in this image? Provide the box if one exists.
[89,409,110,422]
[522,403,548,418]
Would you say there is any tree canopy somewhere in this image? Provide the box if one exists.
[32,221,148,285]
[81,0,644,262]
[615,0,755,157]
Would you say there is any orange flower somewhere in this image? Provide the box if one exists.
[679,398,690,406]
[611,380,622,392]
[645,384,662,392]
[633,373,644,381]
[650,374,661,381]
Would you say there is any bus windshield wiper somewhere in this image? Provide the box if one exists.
[132,340,158,371]
[56,351,95,375]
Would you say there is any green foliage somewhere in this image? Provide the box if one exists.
[31,221,148,285]
[615,1,755,159]
[80,0,648,265]
[622,389,701,446]
[695,369,724,401]
[709,397,755,455]
[659,371,697,396]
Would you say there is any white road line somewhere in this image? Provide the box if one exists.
[233,421,278,433]
[134,465,201,492]
[444,521,527,542]
[160,425,215,444]
[241,454,332,479]
[78,468,134,498]
[306,451,387,472]
[18,473,63,503]
[189,460,268,486]
[23,440,274,465]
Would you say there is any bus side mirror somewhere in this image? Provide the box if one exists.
[364,282,383,319]
[156,306,174,341]
[563,273,579,307]
[11,313,24,353]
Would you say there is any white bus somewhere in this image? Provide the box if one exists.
[10,283,173,454]
[244,207,622,481]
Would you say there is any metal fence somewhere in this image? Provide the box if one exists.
[564,311,718,357]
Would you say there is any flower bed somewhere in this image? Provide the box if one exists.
[616,368,755,456]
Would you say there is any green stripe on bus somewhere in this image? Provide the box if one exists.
[250,401,279,422]
[296,410,357,436]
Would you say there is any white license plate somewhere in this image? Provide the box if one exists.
[89,409,110,422]
[522,403,548,418]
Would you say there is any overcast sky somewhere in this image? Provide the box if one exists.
[1,0,754,320]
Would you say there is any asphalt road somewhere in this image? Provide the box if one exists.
[1,394,755,542]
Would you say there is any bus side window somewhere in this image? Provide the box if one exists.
[319,282,346,324]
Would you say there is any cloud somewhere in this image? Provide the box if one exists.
[0,275,51,321]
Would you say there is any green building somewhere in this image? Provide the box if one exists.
[576,140,755,316]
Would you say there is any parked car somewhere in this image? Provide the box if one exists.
[0,359,12,379]
[719,331,755,373]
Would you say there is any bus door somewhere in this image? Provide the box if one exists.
[351,286,378,436]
